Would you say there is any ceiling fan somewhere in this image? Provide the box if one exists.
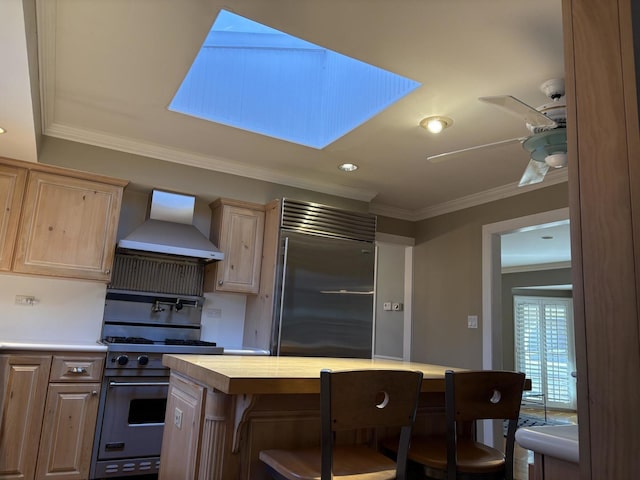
[428,78,567,186]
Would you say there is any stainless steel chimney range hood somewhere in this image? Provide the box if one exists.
[118,190,224,261]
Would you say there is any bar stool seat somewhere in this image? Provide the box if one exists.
[407,435,506,474]
[259,444,398,480]
[259,369,424,480]
[382,370,526,480]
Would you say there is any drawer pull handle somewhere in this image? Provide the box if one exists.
[68,367,88,375]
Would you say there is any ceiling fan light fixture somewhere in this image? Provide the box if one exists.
[545,152,568,168]
[420,116,453,134]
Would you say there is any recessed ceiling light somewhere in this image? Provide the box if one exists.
[338,163,358,172]
[0,127,6,134]
[419,116,453,134]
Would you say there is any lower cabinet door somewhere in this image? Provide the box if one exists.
[35,383,100,480]
[0,355,51,480]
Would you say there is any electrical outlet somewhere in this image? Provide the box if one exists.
[467,315,478,329]
[15,295,37,306]
[383,302,392,311]
[174,408,183,429]
[392,302,403,311]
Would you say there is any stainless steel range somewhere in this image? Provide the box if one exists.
[90,287,223,479]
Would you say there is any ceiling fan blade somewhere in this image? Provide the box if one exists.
[479,95,557,128]
[427,137,526,163]
[518,159,550,186]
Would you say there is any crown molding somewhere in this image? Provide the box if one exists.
[413,169,569,220]
[502,260,572,274]
[43,116,571,222]
[44,122,379,202]
[370,169,568,222]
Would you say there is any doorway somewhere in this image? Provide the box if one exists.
[481,207,570,445]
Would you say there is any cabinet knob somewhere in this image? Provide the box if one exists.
[91,390,98,396]
[105,269,111,274]
[218,280,223,286]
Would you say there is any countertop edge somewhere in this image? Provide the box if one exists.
[515,424,579,464]
[162,354,455,395]
[0,341,108,352]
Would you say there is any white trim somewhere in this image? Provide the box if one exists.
[480,207,570,446]
[403,245,413,361]
[376,235,414,361]
[44,122,379,202]
[369,174,568,221]
[372,244,378,360]
[373,354,405,361]
[502,260,571,274]
[375,232,415,246]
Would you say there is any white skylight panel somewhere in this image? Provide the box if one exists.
[169,10,420,149]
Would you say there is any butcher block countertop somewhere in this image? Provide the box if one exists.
[162,354,463,395]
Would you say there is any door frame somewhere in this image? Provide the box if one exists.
[480,207,569,445]
[375,232,414,361]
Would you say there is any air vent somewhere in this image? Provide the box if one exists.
[109,253,204,296]
[281,198,376,242]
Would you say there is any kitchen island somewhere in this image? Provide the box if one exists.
[159,355,462,480]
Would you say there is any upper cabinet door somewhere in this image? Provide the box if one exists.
[207,200,265,294]
[13,171,123,281]
[0,165,27,271]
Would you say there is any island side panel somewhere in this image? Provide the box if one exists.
[159,372,205,480]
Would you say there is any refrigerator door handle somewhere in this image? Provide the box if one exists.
[276,236,290,356]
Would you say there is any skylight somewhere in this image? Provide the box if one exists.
[169,9,421,149]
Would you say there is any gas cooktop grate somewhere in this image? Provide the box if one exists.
[103,336,217,347]
[164,338,217,346]
[104,336,155,344]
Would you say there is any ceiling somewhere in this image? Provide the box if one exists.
[0,0,570,268]
[501,222,571,271]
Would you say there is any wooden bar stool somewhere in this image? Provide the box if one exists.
[408,370,525,480]
[259,368,424,480]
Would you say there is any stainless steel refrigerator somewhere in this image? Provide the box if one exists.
[272,199,376,358]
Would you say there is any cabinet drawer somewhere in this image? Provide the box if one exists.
[50,355,105,382]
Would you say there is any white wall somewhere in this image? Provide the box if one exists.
[374,233,414,361]
[200,292,246,347]
[0,274,106,343]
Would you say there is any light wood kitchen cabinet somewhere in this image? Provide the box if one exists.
[35,382,100,480]
[0,157,127,282]
[205,198,266,294]
[0,352,105,480]
[0,164,27,271]
[0,354,52,480]
[13,171,123,281]
[244,199,281,350]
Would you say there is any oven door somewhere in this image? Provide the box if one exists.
[98,376,169,460]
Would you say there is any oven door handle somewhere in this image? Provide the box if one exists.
[108,381,170,388]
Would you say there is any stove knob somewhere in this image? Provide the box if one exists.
[137,355,149,366]
[116,355,129,366]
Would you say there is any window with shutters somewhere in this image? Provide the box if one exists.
[514,296,576,410]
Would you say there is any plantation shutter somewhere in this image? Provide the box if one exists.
[514,296,576,410]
